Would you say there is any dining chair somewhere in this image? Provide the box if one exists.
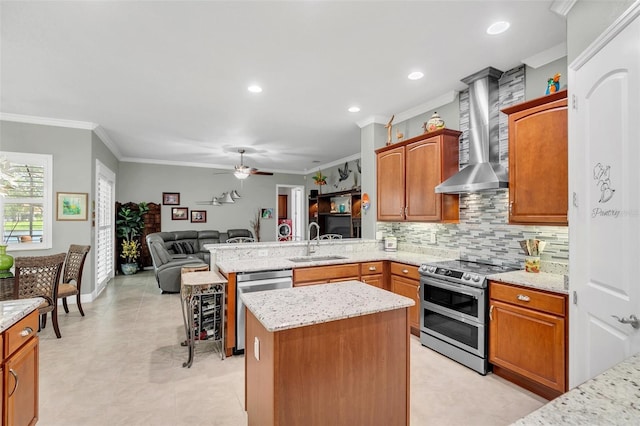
[58,244,91,316]
[14,252,67,338]
[226,237,256,243]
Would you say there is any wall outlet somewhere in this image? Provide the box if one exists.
[430,230,437,244]
[258,249,268,257]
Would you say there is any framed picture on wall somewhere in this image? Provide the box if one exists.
[171,207,188,220]
[56,192,88,221]
[191,210,206,223]
[163,192,180,205]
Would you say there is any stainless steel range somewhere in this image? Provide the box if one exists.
[418,260,516,375]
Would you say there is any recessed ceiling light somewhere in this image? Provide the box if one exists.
[348,106,360,113]
[247,85,262,93]
[408,71,424,80]
[486,21,510,35]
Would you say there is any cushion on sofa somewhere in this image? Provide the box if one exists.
[181,241,195,254]
[153,243,172,265]
[227,229,254,239]
[173,242,185,254]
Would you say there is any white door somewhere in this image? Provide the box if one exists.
[569,7,640,388]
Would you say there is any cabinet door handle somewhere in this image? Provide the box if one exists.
[509,202,514,214]
[9,369,18,397]
[404,206,408,217]
[20,326,34,337]
[489,305,494,321]
[368,266,377,271]
[402,269,409,274]
[516,294,530,302]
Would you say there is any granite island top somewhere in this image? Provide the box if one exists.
[513,352,640,425]
[240,280,415,332]
[0,298,42,333]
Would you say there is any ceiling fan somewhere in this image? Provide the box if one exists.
[233,149,273,180]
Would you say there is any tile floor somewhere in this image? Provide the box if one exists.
[37,271,546,425]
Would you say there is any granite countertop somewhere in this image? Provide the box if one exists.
[488,270,568,294]
[0,298,42,333]
[240,280,415,332]
[513,352,640,425]
[217,250,453,275]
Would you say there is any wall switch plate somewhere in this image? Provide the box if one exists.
[376,231,383,240]
[430,230,437,244]
[254,337,260,361]
[258,249,268,257]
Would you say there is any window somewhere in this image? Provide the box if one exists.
[0,152,53,250]
[95,160,116,290]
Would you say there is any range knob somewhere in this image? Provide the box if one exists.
[472,275,481,282]
[428,266,437,273]
[463,273,471,280]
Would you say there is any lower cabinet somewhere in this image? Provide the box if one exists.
[488,281,567,399]
[389,263,420,336]
[360,261,385,289]
[2,309,39,426]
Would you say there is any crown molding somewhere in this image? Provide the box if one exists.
[0,112,97,130]
[522,42,567,69]
[550,0,577,17]
[356,90,458,129]
[356,115,389,128]
[393,90,458,124]
[92,126,123,159]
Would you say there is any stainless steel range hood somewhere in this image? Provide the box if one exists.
[435,67,508,194]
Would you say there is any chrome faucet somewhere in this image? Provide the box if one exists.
[307,222,320,256]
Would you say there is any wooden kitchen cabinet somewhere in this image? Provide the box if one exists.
[376,128,461,223]
[2,309,39,426]
[360,261,385,289]
[489,281,568,399]
[502,91,568,225]
[389,263,420,336]
[293,263,360,286]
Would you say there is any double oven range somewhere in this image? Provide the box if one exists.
[418,260,516,375]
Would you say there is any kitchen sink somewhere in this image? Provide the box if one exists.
[288,255,348,263]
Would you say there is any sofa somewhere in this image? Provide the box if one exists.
[146,229,253,293]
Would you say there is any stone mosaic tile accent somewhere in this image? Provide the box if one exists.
[377,64,568,272]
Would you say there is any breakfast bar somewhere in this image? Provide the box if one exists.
[241,280,414,426]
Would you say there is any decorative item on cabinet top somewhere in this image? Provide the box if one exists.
[423,112,445,133]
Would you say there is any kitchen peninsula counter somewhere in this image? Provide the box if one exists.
[513,352,640,424]
[241,281,414,425]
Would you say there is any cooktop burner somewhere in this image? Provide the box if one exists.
[428,260,516,275]
[419,259,518,288]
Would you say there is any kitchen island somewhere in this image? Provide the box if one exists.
[240,280,414,426]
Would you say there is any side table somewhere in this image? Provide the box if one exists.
[181,270,227,367]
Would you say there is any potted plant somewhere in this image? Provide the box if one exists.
[116,202,149,275]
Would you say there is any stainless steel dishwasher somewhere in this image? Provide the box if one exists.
[235,269,293,353]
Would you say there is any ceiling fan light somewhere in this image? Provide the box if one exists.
[221,192,235,203]
[230,190,241,199]
[234,170,250,180]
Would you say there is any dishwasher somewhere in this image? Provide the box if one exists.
[235,269,293,353]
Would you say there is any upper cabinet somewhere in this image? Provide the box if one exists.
[502,91,568,225]
[376,128,461,222]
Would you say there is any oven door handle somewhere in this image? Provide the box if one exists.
[422,277,483,299]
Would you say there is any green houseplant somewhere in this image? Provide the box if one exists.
[116,202,149,275]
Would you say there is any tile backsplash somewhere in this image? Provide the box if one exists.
[377,64,569,273]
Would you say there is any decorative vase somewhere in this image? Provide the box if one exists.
[121,262,138,275]
[424,112,445,133]
[0,244,13,273]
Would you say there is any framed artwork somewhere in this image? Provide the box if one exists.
[171,207,188,220]
[163,192,180,205]
[261,208,274,219]
[191,210,206,223]
[56,192,88,221]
